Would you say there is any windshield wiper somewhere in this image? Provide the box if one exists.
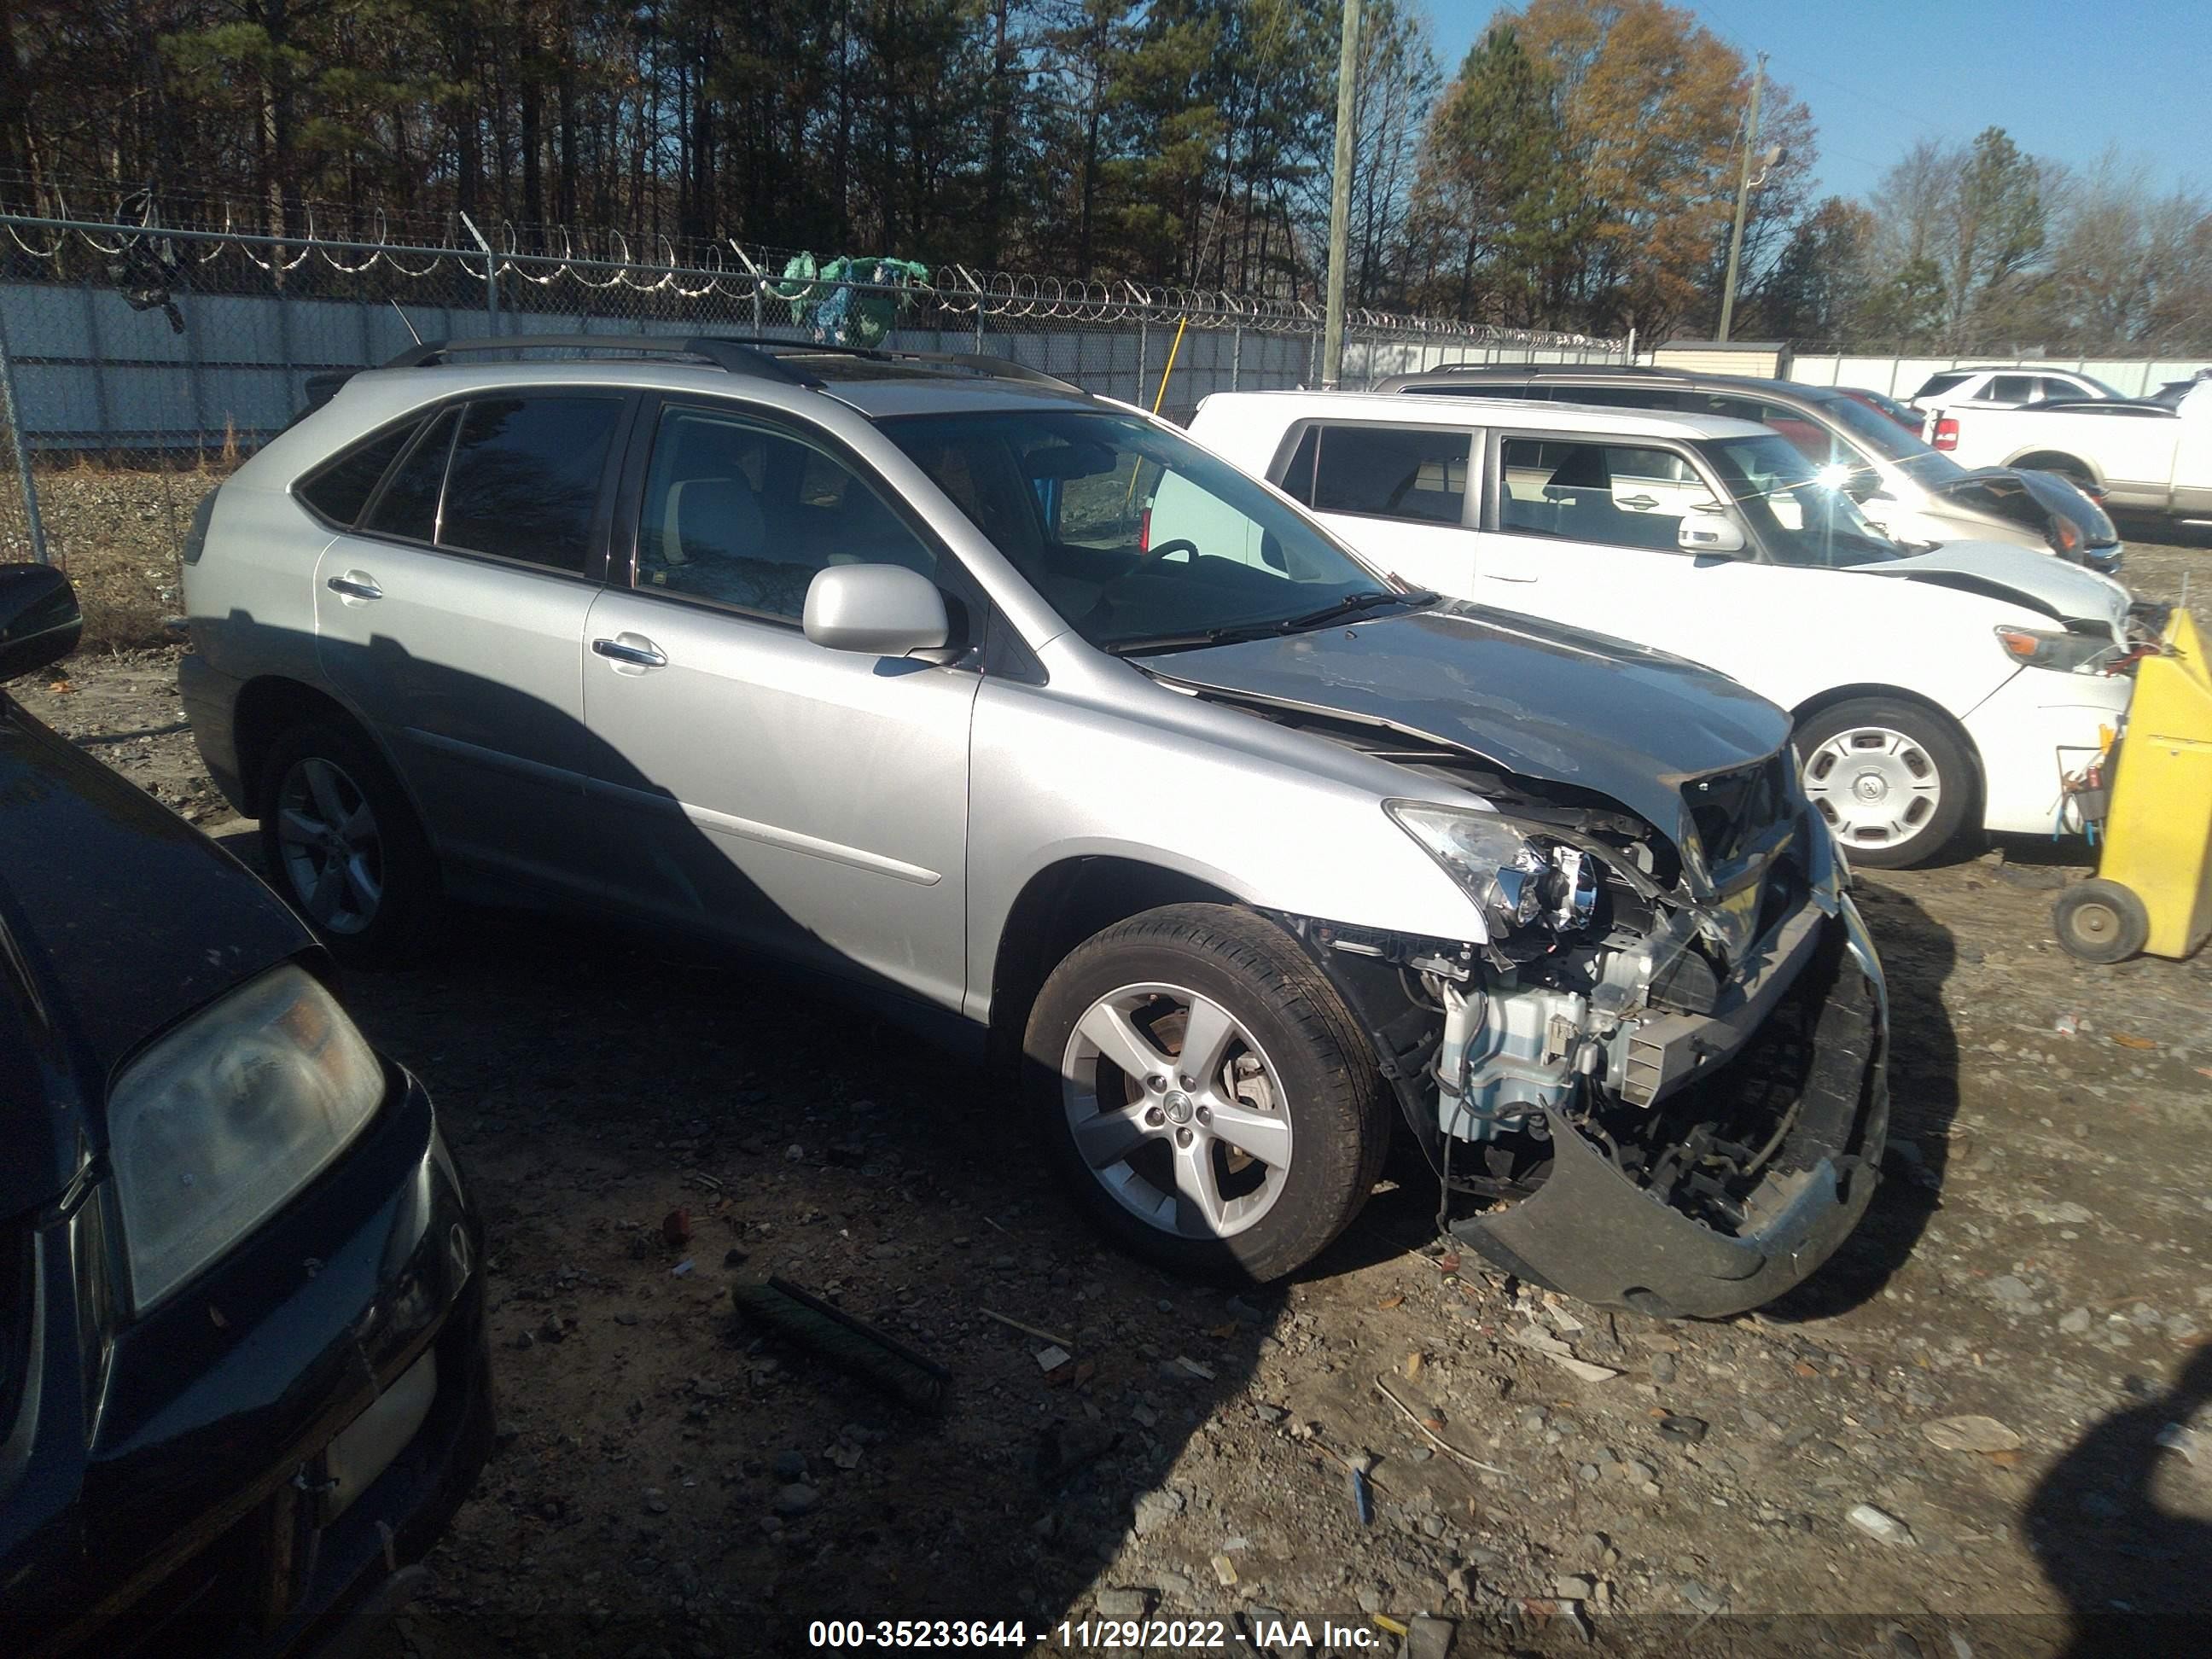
[1105,589,1435,656]
[1282,588,1435,630]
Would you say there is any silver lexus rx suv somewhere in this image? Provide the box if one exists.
[179,336,1889,1314]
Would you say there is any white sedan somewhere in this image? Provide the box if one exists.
[1180,392,2139,868]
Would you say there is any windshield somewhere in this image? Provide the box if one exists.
[1697,434,1905,568]
[1813,391,1965,485]
[881,409,1412,652]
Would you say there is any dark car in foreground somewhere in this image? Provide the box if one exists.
[0,564,492,1656]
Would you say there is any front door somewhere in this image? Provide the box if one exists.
[1465,434,1779,680]
[579,400,978,1012]
[313,392,628,898]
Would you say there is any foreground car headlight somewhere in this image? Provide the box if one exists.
[109,963,384,1313]
[1993,625,2122,674]
[1386,801,1598,942]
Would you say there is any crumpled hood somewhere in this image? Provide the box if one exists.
[1930,466,2117,544]
[1132,602,1793,856]
[1845,540,2131,635]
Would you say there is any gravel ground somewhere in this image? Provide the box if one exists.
[9,535,2210,1659]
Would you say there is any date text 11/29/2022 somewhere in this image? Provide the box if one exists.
[809,1617,1380,1650]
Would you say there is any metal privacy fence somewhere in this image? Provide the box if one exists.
[0,210,1628,571]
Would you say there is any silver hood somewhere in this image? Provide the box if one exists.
[1845,540,2132,637]
[1132,602,1793,864]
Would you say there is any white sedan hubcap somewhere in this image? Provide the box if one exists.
[1802,725,1941,850]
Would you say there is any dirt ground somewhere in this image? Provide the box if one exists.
[11,533,2211,1659]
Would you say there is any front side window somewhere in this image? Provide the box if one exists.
[883,409,1399,654]
[1279,424,1470,525]
[1699,434,1902,568]
[1495,437,1715,553]
[636,406,937,621]
[439,395,622,572]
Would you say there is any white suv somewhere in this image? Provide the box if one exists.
[1185,390,2139,869]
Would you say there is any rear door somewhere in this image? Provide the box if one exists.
[313,389,630,898]
[578,398,978,1011]
[1271,420,1481,596]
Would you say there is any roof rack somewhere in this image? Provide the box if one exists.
[381,335,828,387]
[378,333,1080,393]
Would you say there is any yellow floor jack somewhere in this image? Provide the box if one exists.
[2052,606,2212,963]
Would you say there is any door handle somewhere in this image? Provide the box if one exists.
[1615,493,1660,511]
[592,635,668,669]
[326,573,382,601]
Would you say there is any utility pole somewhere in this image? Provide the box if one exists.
[1321,0,1361,387]
[1717,51,1765,343]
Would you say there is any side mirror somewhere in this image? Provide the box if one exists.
[0,564,82,683]
[1676,515,1747,557]
[802,564,951,659]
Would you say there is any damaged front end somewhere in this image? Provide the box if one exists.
[1282,754,1889,1320]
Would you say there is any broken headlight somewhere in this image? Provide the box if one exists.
[1386,801,1600,944]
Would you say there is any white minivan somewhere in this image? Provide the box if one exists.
[1180,392,2140,869]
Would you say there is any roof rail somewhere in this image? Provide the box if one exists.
[378,333,1081,394]
[380,334,824,387]
[687,336,1080,393]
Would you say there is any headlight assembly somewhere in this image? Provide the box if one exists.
[1994,624,2122,675]
[1386,801,1601,944]
[108,963,385,1313]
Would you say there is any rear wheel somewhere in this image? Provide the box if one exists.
[256,717,440,966]
[1796,697,1974,869]
[1024,904,1388,1283]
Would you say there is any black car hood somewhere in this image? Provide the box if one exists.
[1932,465,2116,544]
[0,693,311,1215]
[1133,602,1793,856]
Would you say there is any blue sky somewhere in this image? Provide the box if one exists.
[1415,0,2212,202]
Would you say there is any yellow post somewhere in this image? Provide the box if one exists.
[1151,316,1190,414]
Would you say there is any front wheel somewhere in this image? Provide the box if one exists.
[1024,904,1388,1283]
[1796,698,1975,869]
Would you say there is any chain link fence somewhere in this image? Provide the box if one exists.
[0,209,1625,641]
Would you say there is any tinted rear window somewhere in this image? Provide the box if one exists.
[1912,372,1971,399]
[1294,425,1470,523]
[439,395,623,572]
[299,420,421,527]
[363,409,458,542]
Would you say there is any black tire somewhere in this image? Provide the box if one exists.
[256,716,440,967]
[2052,880,2149,963]
[1796,697,1976,869]
[1023,903,1389,1284]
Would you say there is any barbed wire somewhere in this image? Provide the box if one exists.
[0,183,1621,349]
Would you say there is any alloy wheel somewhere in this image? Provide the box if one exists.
[275,755,383,934]
[1060,981,1293,1241]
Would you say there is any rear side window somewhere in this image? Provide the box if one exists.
[298,420,421,527]
[1286,424,1470,524]
[363,409,458,542]
[1988,375,2036,402]
[439,395,623,572]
